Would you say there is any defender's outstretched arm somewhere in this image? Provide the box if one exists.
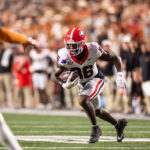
[0,26,38,48]
[0,26,28,44]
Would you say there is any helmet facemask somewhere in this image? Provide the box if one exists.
[65,41,85,56]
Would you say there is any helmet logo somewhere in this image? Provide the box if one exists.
[79,31,84,37]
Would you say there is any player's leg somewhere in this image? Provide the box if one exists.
[93,96,127,142]
[79,95,102,143]
[0,113,22,150]
[79,95,97,126]
[91,95,116,125]
[95,107,117,125]
[78,78,105,143]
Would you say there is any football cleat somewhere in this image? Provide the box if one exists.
[89,125,102,143]
[115,119,128,142]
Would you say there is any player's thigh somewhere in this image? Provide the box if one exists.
[79,78,105,100]
[78,95,89,105]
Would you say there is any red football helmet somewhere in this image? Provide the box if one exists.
[64,28,85,56]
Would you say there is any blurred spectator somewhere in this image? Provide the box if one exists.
[142,81,150,115]
[120,36,132,74]
[97,40,115,112]
[128,38,141,71]
[139,42,150,114]
[131,69,145,114]
[29,46,53,109]
[0,42,13,108]
[64,85,80,110]
[13,45,33,108]
[139,42,150,82]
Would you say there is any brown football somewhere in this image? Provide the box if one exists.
[59,71,78,83]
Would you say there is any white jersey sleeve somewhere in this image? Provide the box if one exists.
[87,42,105,60]
[93,42,105,58]
[57,48,69,67]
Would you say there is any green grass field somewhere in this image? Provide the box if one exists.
[1,113,150,150]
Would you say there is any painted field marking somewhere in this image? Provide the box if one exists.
[16,136,150,144]
[22,147,150,150]
[14,130,150,134]
[0,147,150,150]
[10,125,150,129]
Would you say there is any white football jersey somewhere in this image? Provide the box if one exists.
[58,42,104,83]
[30,48,52,73]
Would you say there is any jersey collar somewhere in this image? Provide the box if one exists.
[71,45,88,65]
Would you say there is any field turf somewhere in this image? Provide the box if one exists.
[0,113,150,150]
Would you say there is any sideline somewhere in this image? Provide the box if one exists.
[1,108,150,120]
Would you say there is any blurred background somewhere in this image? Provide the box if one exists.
[0,0,150,115]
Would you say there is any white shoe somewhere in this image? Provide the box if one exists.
[36,103,45,109]
[45,103,52,109]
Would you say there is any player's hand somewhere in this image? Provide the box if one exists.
[62,82,72,89]
[62,72,79,89]
[62,78,79,89]
[27,37,39,49]
[116,72,127,89]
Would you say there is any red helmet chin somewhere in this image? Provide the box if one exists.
[64,28,85,56]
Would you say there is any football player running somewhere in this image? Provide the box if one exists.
[55,27,128,143]
[0,26,38,150]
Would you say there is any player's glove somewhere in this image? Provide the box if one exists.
[27,37,39,48]
[62,72,79,89]
[116,72,127,89]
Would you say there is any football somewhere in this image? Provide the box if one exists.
[59,71,79,83]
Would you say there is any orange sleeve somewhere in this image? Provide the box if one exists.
[0,27,28,44]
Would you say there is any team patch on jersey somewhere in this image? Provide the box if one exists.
[61,59,67,63]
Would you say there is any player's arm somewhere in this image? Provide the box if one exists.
[54,63,79,89]
[0,26,38,47]
[54,63,66,85]
[99,50,122,72]
[0,26,28,44]
[99,50,126,88]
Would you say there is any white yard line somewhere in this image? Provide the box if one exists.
[14,130,150,134]
[22,147,150,150]
[8,121,91,125]
[10,125,150,129]
[1,147,150,150]
[16,135,150,143]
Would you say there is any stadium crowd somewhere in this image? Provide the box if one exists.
[0,0,150,115]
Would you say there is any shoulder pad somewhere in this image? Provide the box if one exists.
[57,48,69,67]
[87,42,104,57]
